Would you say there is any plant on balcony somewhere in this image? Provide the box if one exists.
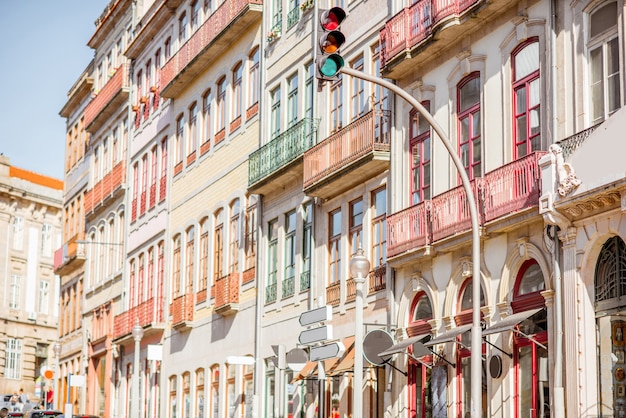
[140,96,149,104]
[150,85,158,93]
[267,28,281,43]
[132,105,140,112]
[300,0,314,11]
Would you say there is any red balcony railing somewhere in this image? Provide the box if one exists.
[387,152,547,258]
[113,297,162,339]
[303,110,391,189]
[84,64,130,130]
[380,0,480,68]
[53,232,86,273]
[171,293,194,326]
[215,273,240,310]
[160,0,263,96]
[84,161,126,214]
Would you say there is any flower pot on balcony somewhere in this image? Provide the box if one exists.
[132,105,140,112]
[150,86,158,93]
[140,96,148,104]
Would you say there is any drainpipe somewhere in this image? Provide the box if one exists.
[548,0,565,415]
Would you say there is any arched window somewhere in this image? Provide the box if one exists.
[595,236,626,307]
[409,103,431,204]
[229,199,240,274]
[232,62,243,122]
[186,227,195,294]
[173,234,182,298]
[407,293,434,417]
[512,38,541,158]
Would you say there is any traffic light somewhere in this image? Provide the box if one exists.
[316,7,347,81]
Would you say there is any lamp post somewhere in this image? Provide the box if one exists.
[131,320,144,418]
[340,66,483,417]
[53,342,62,410]
[349,248,370,418]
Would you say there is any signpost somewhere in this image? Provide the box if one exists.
[310,342,345,362]
[299,305,332,326]
[298,325,333,345]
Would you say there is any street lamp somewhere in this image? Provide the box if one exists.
[340,66,483,417]
[349,248,370,418]
[131,320,144,418]
[53,342,62,410]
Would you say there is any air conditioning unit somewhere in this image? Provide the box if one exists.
[27,311,37,321]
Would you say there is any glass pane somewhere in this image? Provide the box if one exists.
[460,117,470,141]
[472,111,480,137]
[460,143,469,167]
[515,42,539,81]
[460,77,480,111]
[516,87,527,113]
[413,296,432,321]
[518,346,533,416]
[517,142,527,158]
[519,263,545,294]
[413,143,421,164]
[530,79,540,107]
[608,38,621,114]
[590,2,617,38]
[591,47,603,84]
[517,115,528,145]
[472,137,481,164]
[530,109,540,136]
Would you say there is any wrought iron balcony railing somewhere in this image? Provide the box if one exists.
[248,118,318,187]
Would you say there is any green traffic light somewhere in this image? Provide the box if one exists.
[319,54,344,78]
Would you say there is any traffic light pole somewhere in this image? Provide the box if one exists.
[340,66,483,418]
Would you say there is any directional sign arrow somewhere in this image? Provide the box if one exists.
[299,305,332,327]
[299,325,333,345]
[309,341,345,362]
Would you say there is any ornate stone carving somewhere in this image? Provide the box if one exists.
[550,144,581,196]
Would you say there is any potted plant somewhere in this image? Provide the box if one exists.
[267,28,281,43]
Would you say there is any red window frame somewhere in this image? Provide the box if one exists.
[512,38,540,159]
[409,104,431,204]
[457,72,481,180]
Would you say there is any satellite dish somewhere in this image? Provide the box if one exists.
[363,329,394,366]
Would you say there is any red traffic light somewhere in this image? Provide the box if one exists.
[320,7,346,31]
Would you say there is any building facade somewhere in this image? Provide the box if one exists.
[0,155,63,402]
[57,0,626,417]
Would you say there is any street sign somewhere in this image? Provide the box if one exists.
[286,348,309,372]
[299,305,332,327]
[299,325,333,345]
[309,341,345,362]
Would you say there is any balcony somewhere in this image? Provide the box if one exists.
[248,118,318,194]
[387,152,547,259]
[160,0,263,99]
[303,110,391,200]
[380,0,486,79]
[84,162,126,215]
[84,64,130,133]
[53,233,86,275]
[171,293,194,331]
[214,272,240,315]
[113,297,164,339]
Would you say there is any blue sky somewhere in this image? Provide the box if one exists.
[0,1,109,180]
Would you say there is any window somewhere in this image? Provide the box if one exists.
[12,216,24,250]
[284,210,296,297]
[330,81,344,133]
[169,375,178,418]
[270,86,281,139]
[248,48,260,110]
[227,365,236,418]
[329,209,342,284]
[210,366,219,418]
[199,219,209,292]
[191,0,201,31]
[372,43,389,111]
[186,227,195,294]
[176,114,186,165]
[129,259,136,307]
[351,56,366,120]
[183,372,191,418]
[287,73,298,127]
[407,293,434,418]
[196,368,205,418]
[349,199,363,255]
[179,12,188,43]
[141,154,148,214]
[271,0,282,32]
[287,0,299,28]
[173,235,182,298]
[203,91,212,146]
[9,275,20,309]
[229,200,240,274]
[512,38,540,158]
[41,224,53,257]
[38,281,50,314]
[410,104,431,204]
[150,145,158,207]
[244,198,257,272]
[5,338,22,379]
[304,62,314,121]
[216,77,226,134]
[232,63,243,122]
[457,73,481,180]
[147,247,155,300]
[138,254,145,304]
[595,236,626,305]
[301,202,313,291]
[243,363,253,418]
[371,187,386,268]
[189,103,198,157]
[160,138,168,201]
[589,1,620,124]
[214,210,224,281]
[267,219,278,303]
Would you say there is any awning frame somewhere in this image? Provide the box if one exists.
[481,308,547,355]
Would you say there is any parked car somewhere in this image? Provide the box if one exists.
[8,412,24,418]
[22,411,63,418]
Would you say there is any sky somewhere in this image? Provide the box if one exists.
[0,1,110,180]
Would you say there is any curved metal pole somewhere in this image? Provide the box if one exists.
[340,67,482,418]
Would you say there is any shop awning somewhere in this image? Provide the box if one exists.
[327,337,355,376]
[482,308,542,336]
[423,324,472,347]
[377,334,430,358]
[291,360,317,383]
